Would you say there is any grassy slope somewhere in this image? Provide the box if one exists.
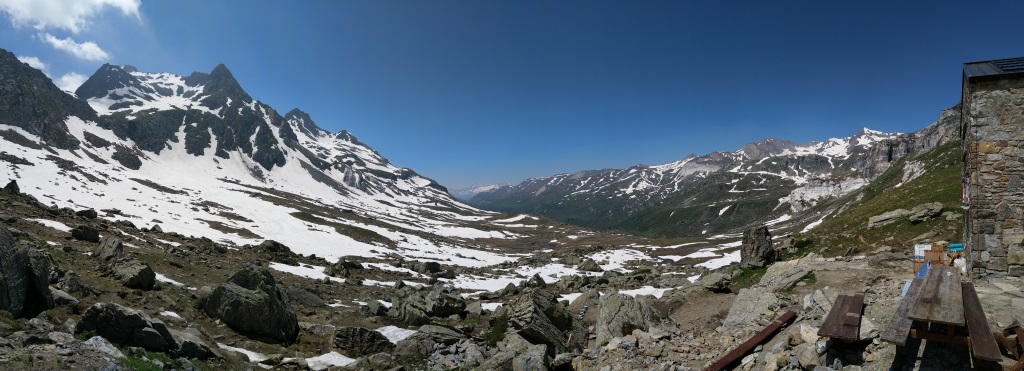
[799,141,962,256]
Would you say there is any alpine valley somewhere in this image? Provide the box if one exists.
[0,45,1000,371]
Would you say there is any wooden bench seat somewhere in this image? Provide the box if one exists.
[881,278,923,346]
[817,293,865,341]
[961,281,1002,362]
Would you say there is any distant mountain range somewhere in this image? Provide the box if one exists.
[0,48,518,265]
[467,108,960,237]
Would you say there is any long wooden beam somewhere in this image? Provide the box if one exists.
[706,310,798,371]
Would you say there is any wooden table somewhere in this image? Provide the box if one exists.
[881,264,1002,365]
[908,265,965,332]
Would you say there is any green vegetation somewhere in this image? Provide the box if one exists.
[290,212,393,247]
[119,349,182,371]
[0,310,22,331]
[485,312,509,347]
[803,141,962,256]
[784,272,817,293]
[730,266,768,291]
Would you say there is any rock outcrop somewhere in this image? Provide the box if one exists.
[333,326,394,357]
[203,264,299,343]
[740,224,774,268]
[595,292,660,347]
[506,287,587,354]
[0,225,54,318]
[76,302,177,352]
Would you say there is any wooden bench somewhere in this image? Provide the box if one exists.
[817,293,865,341]
[881,278,923,346]
[961,281,1002,362]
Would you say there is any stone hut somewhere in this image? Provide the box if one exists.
[961,57,1024,278]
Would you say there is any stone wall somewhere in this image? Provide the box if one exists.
[962,75,1024,279]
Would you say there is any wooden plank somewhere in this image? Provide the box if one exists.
[818,295,851,339]
[962,282,1002,362]
[706,310,797,371]
[836,293,865,340]
[909,265,965,326]
[881,278,924,346]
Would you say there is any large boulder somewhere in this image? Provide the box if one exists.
[387,295,430,326]
[425,285,466,317]
[699,271,732,293]
[333,326,394,357]
[0,226,54,318]
[112,258,155,290]
[3,179,19,194]
[577,258,603,272]
[740,224,774,268]
[393,324,466,358]
[253,240,299,265]
[506,288,587,354]
[203,264,299,343]
[77,302,177,352]
[867,209,910,228]
[595,293,661,347]
[71,225,100,243]
[171,328,221,360]
[95,236,124,262]
[908,202,944,223]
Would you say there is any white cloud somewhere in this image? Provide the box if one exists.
[54,72,87,93]
[40,32,110,61]
[16,55,48,72]
[0,0,140,33]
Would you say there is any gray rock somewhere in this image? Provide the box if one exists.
[0,225,30,317]
[512,343,550,371]
[477,332,532,370]
[415,324,466,345]
[333,326,394,357]
[420,261,441,274]
[286,286,326,307]
[49,287,79,307]
[507,288,587,354]
[908,202,944,223]
[595,292,660,347]
[0,227,55,318]
[794,342,820,368]
[170,327,221,360]
[95,236,124,262]
[723,287,780,331]
[524,273,547,288]
[568,288,600,326]
[741,224,775,268]
[58,271,89,298]
[112,258,155,290]
[699,271,732,293]
[467,301,483,316]
[577,258,603,272]
[387,295,430,326]
[71,225,100,243]
[150,224,163,233]
[426,285,466,317]
[867,209,910,228]
[83,335,125,359]
[253,240,299,265]
[75,209,98,219]
[3,179,19,194]
[364,300,387,316]
[76,302,177,353]
[203,265,299,343]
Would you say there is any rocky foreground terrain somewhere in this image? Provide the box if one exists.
[2,177,1024,371]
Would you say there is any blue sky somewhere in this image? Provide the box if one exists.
[2,1,1024,190]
